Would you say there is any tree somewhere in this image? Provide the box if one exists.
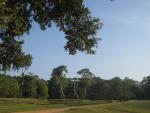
[77,68,95,79]
[14,75,23,97]
[48,77,69,99]
[123,77,143,99]
[88,78,110,100]
[77,68,95,99]
[0,74,9,97]
[51,65,68,78]
[0,41,33,72]
[22,74,37,98]
[0,74,20,97]
[48,65,69,99]
[142,76,150,99]
[7,77,20,97]
[37,79,48,98]
[65,78,79,99]
[108,77,131,101]
[0,0,101,72]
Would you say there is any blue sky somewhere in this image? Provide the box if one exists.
[11,0,150,81]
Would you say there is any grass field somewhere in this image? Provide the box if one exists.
[64,100,150,113]
[0,98,66,113]
[0,98,150,113]
[0,98,106,113]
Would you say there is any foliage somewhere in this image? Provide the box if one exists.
[37,79,48,98]
[21,74,37,98]
[142,76,150,99]
[77,68,95,99]
[65,80,79,99]
[0,0,101,71]
[0,74,20,97]
[51,65,68,78]
[48,76,69,99]
[77,68,95,79]
[0,69,150,101]
[49,65,69,99]
[87,79,109,100]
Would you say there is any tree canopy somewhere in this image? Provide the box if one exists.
[77,68,95,79]
[0,0,101,72]
[0,70,149,100]
[51,65,68,77]
[49,65,69,99]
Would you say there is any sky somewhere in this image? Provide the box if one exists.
[11,0,150,81]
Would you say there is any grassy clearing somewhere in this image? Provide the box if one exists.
[0,99,150,113]
[0,98,107,113]
[64,100,150,113]
[0,98,66,113]
[48,99,107,106]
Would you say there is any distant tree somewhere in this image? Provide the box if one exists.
[108,77,131,100]
[77,68,95,79]
[88,78,110,100]
[37,79,48,98]
[0,74,20,97]
[51,65,68,78]
[77,68,95,99]
[0,74,9,97]
[0,0,101,72]
[48,77,69,99]
[123,77,143,99]
[141,76,150,99]
[65,79,79,99]
[22,74,37,98]
[48,65,69,99]
[7,77,20,97]
[14,75,23,97]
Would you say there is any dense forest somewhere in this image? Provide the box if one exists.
[0,65,150,100]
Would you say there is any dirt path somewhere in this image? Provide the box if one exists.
[15,107,70,113]
[14,104,100,113]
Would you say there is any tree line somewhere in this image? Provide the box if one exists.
[0,65,150,100]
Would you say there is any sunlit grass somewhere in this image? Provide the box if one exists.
[0,99,150,113]
[64,100,150,113]
[0,98,66,113]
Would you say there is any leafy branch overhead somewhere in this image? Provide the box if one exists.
[0,0,102,71]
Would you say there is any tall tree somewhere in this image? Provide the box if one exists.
[0,0,101,72]
[142,76,150,99]
[51,65,68,78]
[49,65,69,99]
[77,68,95,99]
[37,79,48,98]
[77,68,95,79]
[22,74,37,98]
[65,78,79,99]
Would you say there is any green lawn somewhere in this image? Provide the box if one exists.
[64,100,150,113]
